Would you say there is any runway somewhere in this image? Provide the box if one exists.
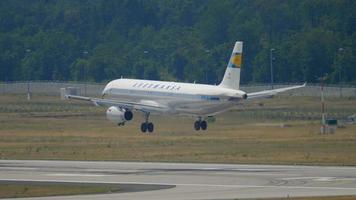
[0,160,356,199]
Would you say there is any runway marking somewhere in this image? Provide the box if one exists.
[216,172,298,176]
[281,177,334,180]
[281,177,356,182]
[47,173,109,177]
[83,169,141,174]
[1,178,356,191]
[46,173,109,177]
[0,167,37,170]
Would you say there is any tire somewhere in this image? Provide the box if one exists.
[124,111,133,121]
[140,123,147,133]
[200,120,207,130]
[147,123,154,133]
[194,121,200,131]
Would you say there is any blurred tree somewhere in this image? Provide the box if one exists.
[0,0,354,84]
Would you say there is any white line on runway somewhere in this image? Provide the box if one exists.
[281,177,334,180]
[281,177,356,181]
[216,172,298,176]
[1,178,356,191]
[84,169,137,173]
[46,173,109,177]
[0,167,37,170]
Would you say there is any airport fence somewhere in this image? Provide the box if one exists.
[0,81,105,97]
[0,81,355,97]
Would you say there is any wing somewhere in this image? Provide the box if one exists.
[247,83,306,100]
[65,95,168,113]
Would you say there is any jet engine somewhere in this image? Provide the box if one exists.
[106,106,133,126]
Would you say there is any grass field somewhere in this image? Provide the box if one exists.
[0,183,119,198]
[243,196,356,200]
[0,94,355,165]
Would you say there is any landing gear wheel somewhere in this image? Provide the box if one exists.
[194,121,201,131]
[147,123,154,133]
[200,120,207,130]
[140,112,154,133]
[124,111,133,121]
[141,123,147,133]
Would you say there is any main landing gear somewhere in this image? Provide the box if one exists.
[140,112,154,133]
[194,118,207,131]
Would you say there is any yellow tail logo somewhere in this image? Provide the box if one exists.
[231,53,242,68]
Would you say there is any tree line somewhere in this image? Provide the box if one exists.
[0,0,355,84]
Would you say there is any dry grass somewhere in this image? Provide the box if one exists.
[0,94,355,165]
[256,196,356,200]
[0,183,118,198]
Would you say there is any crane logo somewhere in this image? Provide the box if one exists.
[231,53,242,68]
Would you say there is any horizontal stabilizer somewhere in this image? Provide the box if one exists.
[247,83,306,99]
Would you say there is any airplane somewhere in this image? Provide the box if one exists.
[66,41,305,133]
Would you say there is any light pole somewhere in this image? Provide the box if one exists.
[338,48,344,98]
[83,51,88,96]
[319,75,328,134]
[25,49,32,101]
[205,49,210,83]
[270,48,275,89]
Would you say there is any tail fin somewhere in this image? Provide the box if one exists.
[219,41,243,90]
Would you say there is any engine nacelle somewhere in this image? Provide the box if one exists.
[106,106,133,125]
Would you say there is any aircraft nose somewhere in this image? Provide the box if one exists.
[102,80,115,97]
[102,85,111,97]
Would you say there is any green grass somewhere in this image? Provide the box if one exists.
[0,94,355,165]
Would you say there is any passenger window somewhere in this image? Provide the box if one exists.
[148,84,153,88]
[133,83,138,87]
[165,85,170,89]
[153,84,159,88]
[160,85,165,89]
[143,83,149,88]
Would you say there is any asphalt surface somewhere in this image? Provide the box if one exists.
[0,160,355,200]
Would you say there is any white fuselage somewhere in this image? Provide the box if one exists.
[102,78,247,116]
